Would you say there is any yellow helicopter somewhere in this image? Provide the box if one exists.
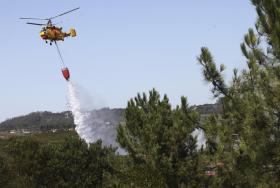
[20,7,79,45]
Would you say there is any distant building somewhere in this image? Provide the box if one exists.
[9,130,16,134]
[22,129,31,134]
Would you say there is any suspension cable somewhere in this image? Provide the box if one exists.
[55,41,66,67]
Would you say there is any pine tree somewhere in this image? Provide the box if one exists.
[6,136,117,187]
[198,0,280,186]
[117,89,204,187]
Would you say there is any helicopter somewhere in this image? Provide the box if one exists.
[20,8,80,81]
[20,7,79,45]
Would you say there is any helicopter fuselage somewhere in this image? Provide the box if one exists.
[40,26,76,42]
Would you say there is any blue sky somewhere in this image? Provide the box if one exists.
[0,0,256,122]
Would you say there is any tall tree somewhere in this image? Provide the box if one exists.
[198,0,280,186]
[117,89,204,187]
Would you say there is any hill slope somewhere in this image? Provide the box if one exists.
[0,104,220,132]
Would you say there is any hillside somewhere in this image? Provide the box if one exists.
[0,111,74,132]
[0,104,220,132]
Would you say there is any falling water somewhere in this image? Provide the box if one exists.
[67,81,125,153]
[68,81,93,143]
[192,128,206,150]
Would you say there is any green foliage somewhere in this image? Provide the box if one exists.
[197,0,280,186]
[115,157,166,187]
[117,89,205,187]
[3,135,117,188]
[0,155,12,187]
[252,0,280,59]
[197,47,228,98]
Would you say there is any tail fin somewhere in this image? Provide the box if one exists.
[69,28,77,37]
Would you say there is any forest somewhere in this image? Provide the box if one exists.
[1,0,280,187]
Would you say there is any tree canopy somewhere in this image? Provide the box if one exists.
[117,89,206,187]
[197,0,280,186]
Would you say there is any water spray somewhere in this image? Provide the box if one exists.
[67,81,124,153]
[68,81,92,143]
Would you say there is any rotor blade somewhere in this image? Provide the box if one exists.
[48,7,80,20]
[20,17,48,20]
[26,22,46,26]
